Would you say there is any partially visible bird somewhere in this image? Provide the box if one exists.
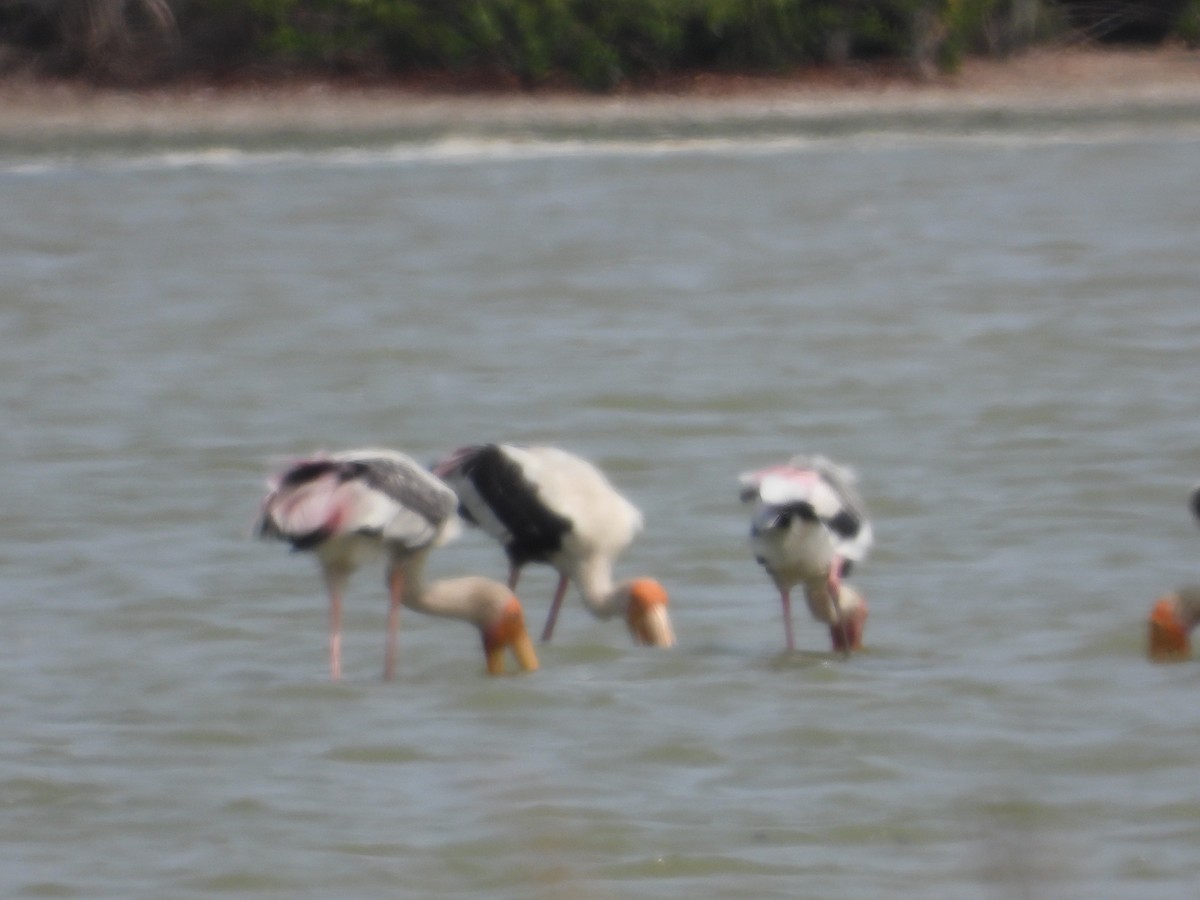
[256,448,537,679]
[1146,484,1200,662]
[432,443,675,647]
[739,455,873,654]
[1148,587,1200,661]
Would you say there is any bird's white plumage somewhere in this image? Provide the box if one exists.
[754,471,841,520]
[511,444,643,563]
[740,454,872,567]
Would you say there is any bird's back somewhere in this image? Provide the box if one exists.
[740,455,872,566]
[259,449,459,556]
[436,443,643,565]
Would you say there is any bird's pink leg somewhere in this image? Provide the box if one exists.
[385,566,405,680]
[540,575,570,643]
[328,589,343,681]
[780,588,796,653]
[326,573,345,681]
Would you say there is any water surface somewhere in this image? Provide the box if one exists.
[3,109,1199,898]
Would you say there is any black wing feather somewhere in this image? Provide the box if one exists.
[457,444,573,566]
[350,457,456,528]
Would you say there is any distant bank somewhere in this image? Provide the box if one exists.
[1,46,1198,147]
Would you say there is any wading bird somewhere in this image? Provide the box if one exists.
[1148,587,1200,661]
[257,448,537,679]
[432,443,675,647]
[739,455,873,654]
[1147,484,1200,662]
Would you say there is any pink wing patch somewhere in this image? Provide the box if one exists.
[745,465,820,487]
[267,472,356,538]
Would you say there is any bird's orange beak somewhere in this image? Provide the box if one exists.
[625,578,676,648]
[483,596,540,675]
[1148,594,1190,662]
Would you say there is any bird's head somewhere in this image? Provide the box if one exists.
[1147,591,1195,662]
[624,578,675,648]
[481,594,540,675]
[830,584,868,653]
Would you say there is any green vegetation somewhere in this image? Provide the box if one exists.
[0,0,1193,89]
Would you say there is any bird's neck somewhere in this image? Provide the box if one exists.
[800,577,838,625]
[800,572,832,595]
[395,549,501,627]
[801,577,864,628]
[571,557,626,620]
[394,546,433,610]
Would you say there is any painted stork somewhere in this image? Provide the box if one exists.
[739,454,873,654]
[1148,587,1200,661]
[432,443,675,647]
[1147,484,1200,661]
[256,448,538,679]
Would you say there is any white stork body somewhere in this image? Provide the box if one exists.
[433,443,675,647]
[739,455,873,654]
[256,448,536,678]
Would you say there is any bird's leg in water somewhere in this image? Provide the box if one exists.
[385,566,405,680]
[540,575,570,643]
[780,588,796,653]
[323,571,346,681]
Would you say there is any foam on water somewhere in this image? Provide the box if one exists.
[4,113,1200,177]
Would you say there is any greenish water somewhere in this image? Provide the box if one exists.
[2,110,1199,898]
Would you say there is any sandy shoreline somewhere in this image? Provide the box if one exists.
[1,46,1198,142]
